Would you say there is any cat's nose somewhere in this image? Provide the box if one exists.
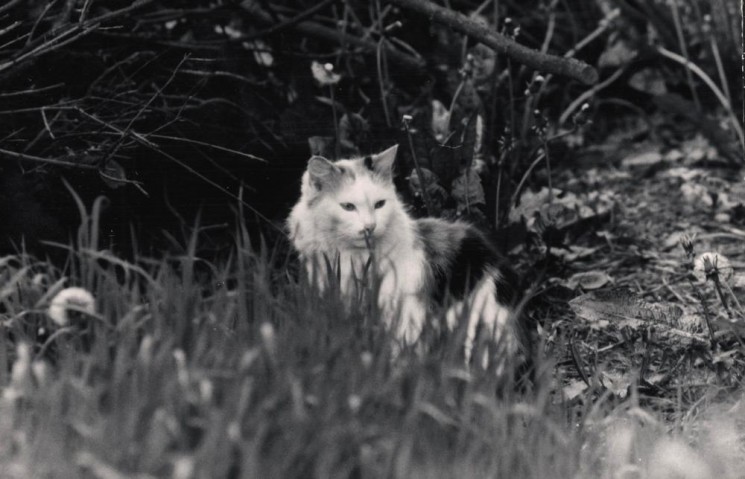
[362,222,376,235]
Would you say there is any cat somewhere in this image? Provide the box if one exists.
[286,144,520,363]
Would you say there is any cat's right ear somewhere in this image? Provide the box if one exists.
[308,156,341,190]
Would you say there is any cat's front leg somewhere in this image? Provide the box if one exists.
[303,253,330,293]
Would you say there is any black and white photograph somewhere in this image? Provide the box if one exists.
[0,1,743,477]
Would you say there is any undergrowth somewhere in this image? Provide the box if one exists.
[1,194,744,479]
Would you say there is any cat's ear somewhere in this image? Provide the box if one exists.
[308,156,342,190]
[368,144,398,179]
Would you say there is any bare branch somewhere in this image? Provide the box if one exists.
[0,0,22,16]
[0,147,96,169]
[388,0,598,85]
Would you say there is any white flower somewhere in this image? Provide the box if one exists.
[47,287,96,326]
[311,61,341,86]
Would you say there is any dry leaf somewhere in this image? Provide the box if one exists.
[621,150,663,168]
[598,38,637,68]
[628,68,667,95]
[451,169,485,209]
[569,289,704,344]
[100,160,127,189]
[562,379,588,400]
[564,271,613,290]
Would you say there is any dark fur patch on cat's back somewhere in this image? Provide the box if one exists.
[416,219,518,306]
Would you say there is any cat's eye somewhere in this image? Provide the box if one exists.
[340,202,356,211]
[374,200,386,209]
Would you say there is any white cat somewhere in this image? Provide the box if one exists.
[287,145,520,362]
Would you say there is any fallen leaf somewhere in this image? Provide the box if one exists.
[600,370,631,398]
[551,245,599,261]
[628,68,667,95]
[100,160,127,189]
[562,379,588,400]
[621,150,663,168]
[569,289,704,344]
[564,271,613,290]
[598,38,637,68]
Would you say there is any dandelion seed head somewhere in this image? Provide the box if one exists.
[172,456,194,479]
[47,287,95,326]
[260,321,275,343]
[360,351,373,369]
[693,252,734,285]
[348,394,362,412]
[227,421,241,441]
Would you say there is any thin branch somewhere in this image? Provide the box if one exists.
[0,83,64,98]
[0,21,22,38]
[147,134,267,163]
[388,0,598,84]
[0,0,22,16]
[558,66,627,125]
[178,69,266,87]
[0,148,96,169]
[0,0,156,78]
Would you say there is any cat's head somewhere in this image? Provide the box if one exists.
[301,145,400,249]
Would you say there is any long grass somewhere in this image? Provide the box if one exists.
[0,195,743,478]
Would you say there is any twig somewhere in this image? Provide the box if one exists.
[26,1,55,46]
[559,66,627,125]
[0,148,96,169]
[510,151,545,207]
[178,69,266,86]
[0,83,64,98]
[388,0,598,84]
[0,0,156,78]
[146,134,267,163]
[41,108,56,139]
[0,0,22,16]
[79,0,94,23]
[0,21,21,38]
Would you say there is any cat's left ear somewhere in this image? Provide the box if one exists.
[368,144,398,179]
